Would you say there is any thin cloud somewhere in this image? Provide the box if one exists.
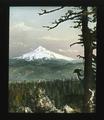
[58,49,79,53]
[11,22,33,31]
[41,36,63,41]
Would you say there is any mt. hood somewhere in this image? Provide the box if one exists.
[14,46,75,61]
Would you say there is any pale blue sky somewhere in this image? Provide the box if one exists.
[9,7,96,59]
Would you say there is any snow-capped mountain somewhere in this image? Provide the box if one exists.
[14,46,76,61]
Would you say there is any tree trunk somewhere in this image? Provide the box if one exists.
[81,6,93,112]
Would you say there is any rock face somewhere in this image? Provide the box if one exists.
[34,86,77,113]
[34,87,58,112]
[63,105,75,113]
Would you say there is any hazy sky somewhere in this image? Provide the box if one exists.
[9,7,96,59]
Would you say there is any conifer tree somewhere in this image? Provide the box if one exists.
[39,6,96,112]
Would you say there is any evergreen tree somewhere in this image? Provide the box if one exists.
[39,6,96,112]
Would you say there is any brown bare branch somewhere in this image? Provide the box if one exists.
[38,7,64,15]
[43,24,59,30]
[77,55,84,59]
[43,14,81,30]
[70,41,83,47]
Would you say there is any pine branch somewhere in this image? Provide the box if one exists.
[38,7,64,15]
[70,41,83,47]
[92,63,96,67]
[43,14,81,30]
[73,22,82,28]
[43,24,59,30]
[41,9,82,30]
[77,55,84,59]
[92,54,96,59]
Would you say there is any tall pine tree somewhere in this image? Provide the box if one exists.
[39,6,96,112]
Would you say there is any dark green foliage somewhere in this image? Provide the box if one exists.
[9,79,86,112]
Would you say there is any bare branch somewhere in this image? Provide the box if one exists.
[38,7,64,15]
[40,9,82,30]
[43,24,59,30]
[77,55,84,59]
[73,22,82,28]
[43,14,81,30]
[39,8,94,31]
[70,41,83,47]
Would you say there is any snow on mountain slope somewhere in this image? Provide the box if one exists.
[14,46,76,61]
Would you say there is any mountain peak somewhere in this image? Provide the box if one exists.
[34,46,46,52]
[14,46,76,61]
